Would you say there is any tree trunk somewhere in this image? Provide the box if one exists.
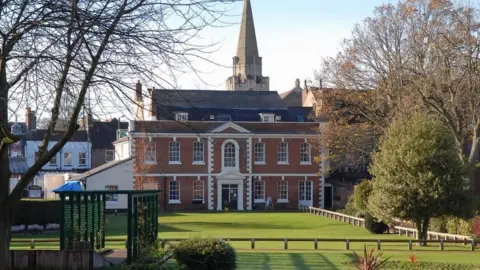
[0,208,12,270]
[415,217,430,246]
[0,129,13,269]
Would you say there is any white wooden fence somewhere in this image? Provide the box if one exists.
[300,205,472,242]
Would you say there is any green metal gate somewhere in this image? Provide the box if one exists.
[55,190,161,264]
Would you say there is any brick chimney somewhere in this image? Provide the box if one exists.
[25,107,36,131]
[135,80,143,102]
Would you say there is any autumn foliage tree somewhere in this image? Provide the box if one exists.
[315,0,480,192]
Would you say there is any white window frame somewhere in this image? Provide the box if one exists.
[169,141,181,164]
[193,180,204,202]
[259,113,275,123]
[64,152,72,166]
[50,154,57,166]
[192,142,205,164]
[253,180,265,203]
[144,142,156,164]
[277,181,288,203]
[105,185,118,201]
[300,143,312,165]
[169,181,181,204]
[221,139,239,170]
[254,142,265,164]
[105,150,114,162]
[277,142,288,164]
[175,112,189,122]
[79,152,87,166]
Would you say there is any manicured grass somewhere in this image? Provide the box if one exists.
[235,251,480,270]
[11,212,480,268]
[12,212,478,252]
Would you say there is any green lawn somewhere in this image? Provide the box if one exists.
[11,212,480,269]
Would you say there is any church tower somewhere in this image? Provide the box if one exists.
[226,0,269,91]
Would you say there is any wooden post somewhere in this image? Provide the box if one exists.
[471,239,476,251]
[284,239,288,250]
[440,240,444,251]
[314,239,318,250]
[377,240,381,250]
[251,239,255,250]
[345,239,350,250]
[30,240,35,249]
[408,240,412,250]
[90,232,95,250]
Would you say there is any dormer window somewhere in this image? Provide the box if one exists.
[175,112,188,122]
[260,113,275,123]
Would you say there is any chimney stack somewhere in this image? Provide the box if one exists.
[135,80,143,102]
[25,107,37,131]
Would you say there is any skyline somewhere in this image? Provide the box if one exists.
[176,0,392,93]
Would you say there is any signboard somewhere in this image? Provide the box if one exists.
[28,185,43,199]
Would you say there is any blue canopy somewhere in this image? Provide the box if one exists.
[52,181,83,192]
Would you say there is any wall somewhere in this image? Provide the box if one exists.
[9,178,18,194]
[26,141,92,171]
[85,159,133,210]
[114,140,130,161]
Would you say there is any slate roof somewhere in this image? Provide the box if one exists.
[87,119,129,149]
[70,157,133,181]
[8,122,88,141]
[24,130,89,141]
[151,89,315,122]
[153,89,286,110]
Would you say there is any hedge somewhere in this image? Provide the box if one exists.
[173,237,236,270]
[12,199,61,226]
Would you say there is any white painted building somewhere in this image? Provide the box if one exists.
[70,158,134,210]
[25,140,92,171]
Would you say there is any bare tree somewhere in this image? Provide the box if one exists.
[0,0,237,266]
[315,0,480,192]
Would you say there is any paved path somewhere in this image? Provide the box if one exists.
[103,249,127,265]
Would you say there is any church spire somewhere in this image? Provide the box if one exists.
[226,0,269,91]
[236,0,259,62]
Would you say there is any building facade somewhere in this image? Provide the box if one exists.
[131,119,326,212]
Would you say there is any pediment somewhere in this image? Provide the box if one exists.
[210,122,250,133]
[216,170,245,180]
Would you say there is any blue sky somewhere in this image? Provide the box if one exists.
[176,0,393,93]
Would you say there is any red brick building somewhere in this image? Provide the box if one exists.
[131,117,326,211]
[126,0,327,211]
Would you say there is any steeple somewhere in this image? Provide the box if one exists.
[226,0,269,91]
[236,0,259,63]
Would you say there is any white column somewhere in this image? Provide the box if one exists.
[208,137,214,210]
[238,182,244,210]
[246,137,253,210]
[217,182,222,210]
[319,149,328,208]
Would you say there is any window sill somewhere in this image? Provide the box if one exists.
[254,162,266,165]
[193,200,205,203]
[277,199,289,203]
[300,162,312,165]
[168,200,182,204]
[168,161,182,165]
[277,162,289,165]
[144,161,157,165]
[192,162,205,165]
[254,199,266,203]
